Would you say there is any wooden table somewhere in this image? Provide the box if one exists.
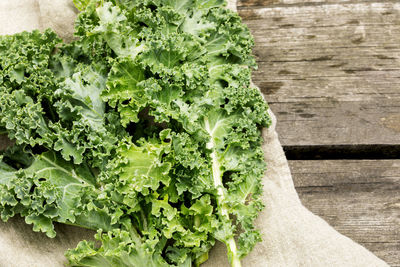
[238,0,400,265]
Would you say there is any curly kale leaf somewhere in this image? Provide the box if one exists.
[66,228,171,267]
[0,147,118,237]
[0,30,125,167]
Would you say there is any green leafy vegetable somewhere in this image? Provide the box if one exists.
[0,0,270,266]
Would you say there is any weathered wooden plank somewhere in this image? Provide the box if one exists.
[362,242,400,267]
[238,2,400,146]
[238,0,400,8]
[242,2,400,101]
[270,100,400,146]
[290,160,400,266]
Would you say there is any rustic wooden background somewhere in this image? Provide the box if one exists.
[238,0,400,265]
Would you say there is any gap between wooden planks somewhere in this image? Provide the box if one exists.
[239,0,400,266]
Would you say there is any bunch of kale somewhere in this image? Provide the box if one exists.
[0,1,270,266]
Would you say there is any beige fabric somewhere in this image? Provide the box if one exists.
[37,0,77,42]
[0,217,94,267]
[0,0,41,35]
[0,1,389,266]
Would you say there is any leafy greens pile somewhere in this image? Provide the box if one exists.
[0,0,270,266]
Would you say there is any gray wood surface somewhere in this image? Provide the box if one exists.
[238,0,400,8]
[239,0,400,265]
[239,0,400,146]
[290,160,400,266]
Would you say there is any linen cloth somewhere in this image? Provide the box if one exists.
[0,1,389,266]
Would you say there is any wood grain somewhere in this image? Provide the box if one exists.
[238,0,400,8]
[290,160,400,266]
[272,100,400,146]
[239,1,400,146]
